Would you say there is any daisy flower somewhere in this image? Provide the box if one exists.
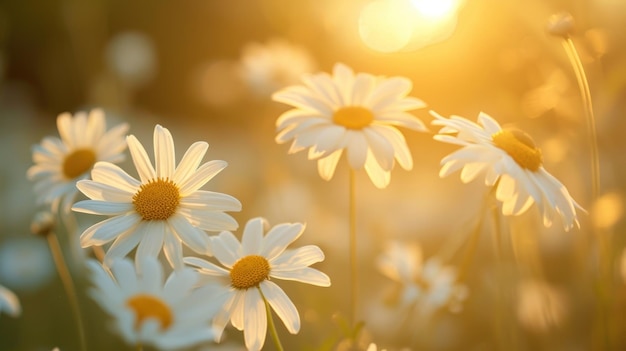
[431,111,583,231]
[72,124,241,268]
[0,284,20,318]
[87,256,225,350]
[273,62,427,189]
[184,217,331,351]
[27,109,129,213]
[377,241,467,316]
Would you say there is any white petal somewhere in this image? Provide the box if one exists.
[261,223,305,261]
[135,221,165,261]
[243,289,267,351]
[72,200,133,215]
[172,141,209,185]
[179,160,227,196]
[75,180,133,202]
[91,162,140,193]
[163,231,184,270]
[104,228,144,266]
[168,214,211,254]
[364,152,391,189]
[153,125,176,178]
[80,213,140,247]
[110,258,139,293]
[271,245,325,270]
[177,207,239,232]
[345,131,368,169]
[260,281,300,334]
[242,217,266,256]
[127,134,156,183]
[317,149,343,181]
[271,267,331,287]
[137,255,164,292]
[211,231,242,268]
[179,190,242,211]
[363,127,395,171]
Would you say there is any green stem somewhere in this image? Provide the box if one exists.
[348,169,358,329]
[258,287,284,351]
[47,232,88,351]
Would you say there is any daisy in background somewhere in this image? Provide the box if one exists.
[238,38,316,97]
[0,284,20,318]
[184,217,331,351]
[431,111,583,231]
[273,62,427,189]
[72,125,241,269]
[87,256,225,350]
[377,241,468,318]
[27,109,129,213]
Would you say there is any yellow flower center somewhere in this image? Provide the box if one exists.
[126,294,173,331]
[230,255,270,290]
[332,106,374,129]
[133,178,181,221]
[62,148,96,179]
[492,129,543,172]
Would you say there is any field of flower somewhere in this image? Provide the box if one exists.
[0,0,626,350]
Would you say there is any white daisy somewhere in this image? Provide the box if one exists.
[377,241,467,316]
[184,217,331,351]
[72,124,242,269]
[273,62,427,189]
[87,256,225,350]
[431,111,583,231]
[238,38,316,97]
[0,284,20,318]
[27,109,129,213]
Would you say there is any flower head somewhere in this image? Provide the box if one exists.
[184,217,331,351]
[87,256,224,350]
[273,63,427,189]
[27,109,129,213]
[239,38,316,97]
[72,124,242,268]
[377,241,467,315]
[431,111,583,231]
[0,284,20,318]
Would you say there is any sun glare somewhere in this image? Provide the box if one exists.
[411,0,459,18]
[359,0,461,52]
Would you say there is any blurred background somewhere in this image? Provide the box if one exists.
[1,0,626,350]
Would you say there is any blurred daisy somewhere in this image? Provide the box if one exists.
[516,279,567,332]
[367,343,387,351]
[377,241,467,316]
[431,111,583,231]
[27,109,129,213]
[238,38,316,97]
[0,284,20,318]
[184,217,331,351]
[87,256,224,350]
[72,124,241,268]
[273,63,427,189]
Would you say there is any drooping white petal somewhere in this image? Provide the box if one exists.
[243,289,267,351]
[260,281,300,334]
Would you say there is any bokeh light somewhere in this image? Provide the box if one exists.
[359,0,463,53]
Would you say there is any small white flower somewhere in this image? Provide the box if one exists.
[273,62,427,189]
[185,217,331,351]
[238,38,316,97]
[27,109,129,213]
[72,124,242,269]
[87,256,225,350]
[431,111,583,231]
[377,241,467,316]
[0,284,20,318]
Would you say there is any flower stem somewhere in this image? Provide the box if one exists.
[47,232,88,351]
[258,287,284,351]
[348,168,358,329]
[561,36,610,349]
[562,37,600,201]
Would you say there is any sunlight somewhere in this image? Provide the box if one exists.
[359,0,461,52]
[411,0,459,19]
